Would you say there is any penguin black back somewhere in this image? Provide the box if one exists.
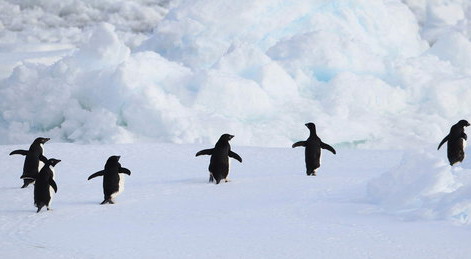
[438,120,470,166]
[27,158,60,213]
[292,123,336,176]
[10,137,50,188]
[196,134,242,184]
[88,156,131,204]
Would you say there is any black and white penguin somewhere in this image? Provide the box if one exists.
[292,123,336,176]
[438,119,470,166]
[22,158,60,213]
[195,134,242,184]
[87,156,131,204]
[10,137,50,188]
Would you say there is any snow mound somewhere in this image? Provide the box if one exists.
[368,149,471,224]
[0,1,471,148]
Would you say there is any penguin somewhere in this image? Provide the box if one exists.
[10,137,50,188]
[195,134,242,184]
[22,158,60,213]
[292,123,336,176]
[87,156,131,204]
[438,119,470,166]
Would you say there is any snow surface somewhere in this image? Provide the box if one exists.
[0,0,471,148]
[1,2,471,257]
[1,142,471,258]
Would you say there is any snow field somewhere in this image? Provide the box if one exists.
[1,142,471,258]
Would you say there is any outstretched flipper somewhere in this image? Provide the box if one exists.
[438,135,449,150]
[292,141,306,148]
[88,171,105,180]
[462,133,468,141]
[196,149,214,156]
[119,167,131,175]
[229,151,242,163]
[321,142,336,154]
[49,179,58,193]
[9,150,28,156]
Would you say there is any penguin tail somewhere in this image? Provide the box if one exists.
[100,199,114,205]
[36,203,45,213]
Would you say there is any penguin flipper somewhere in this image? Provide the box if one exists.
[39,155,48,163]
[88,171,105,180]
[119,167,131,176]
[49,179,58,193]
[438,135,449,150]
[229,151,242,163]
[9,150,28,156]
[292,141,306,148]
[321,142,336,154]
[196,149,214,156]
[462,132,468,141]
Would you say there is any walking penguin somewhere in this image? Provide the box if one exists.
[23,158,60,213]
[10,137,50,188]
[195,134,242,184]
[438,119,470,166]
[292,123,336,176]
[87,156,131,204]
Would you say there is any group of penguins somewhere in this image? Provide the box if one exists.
[9,120,469,213]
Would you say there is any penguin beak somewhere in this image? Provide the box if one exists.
[117,156,121,160]
[44,138,50,143]
[229,135,234,140]
[56,159,61,163]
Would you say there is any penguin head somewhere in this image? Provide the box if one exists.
[107,156,121,164]
[458,120,470,127]
[305,122,316,132]
[220,134,234,142]
[48,158,61,167]
[34,137,50,144]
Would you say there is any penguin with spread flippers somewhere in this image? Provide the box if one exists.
[292,123,336,176]
[23,158,60,213]
[196,134,242,184]
[10,137,50,188]
[438,120,470,166]
[88,156,131,204]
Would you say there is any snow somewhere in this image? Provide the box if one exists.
[0,0,470,148]
[1,142,471,258]
[1,1,471,257]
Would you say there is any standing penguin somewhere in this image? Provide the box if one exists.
[292,123,336,176]
[87,156,131,204]
[438,119,470,166]
[195,134,242,184]
[23,158,60,213]
[10,137,50,188]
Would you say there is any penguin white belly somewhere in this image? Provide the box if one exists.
[111,174,124,199]
[48,166,55,205]
[463,138,467,150]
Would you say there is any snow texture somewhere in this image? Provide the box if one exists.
[1,143,471,258]
[0,0,470,148]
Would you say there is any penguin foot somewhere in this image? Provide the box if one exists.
[224,179,231,182]
[100,199,114,205]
